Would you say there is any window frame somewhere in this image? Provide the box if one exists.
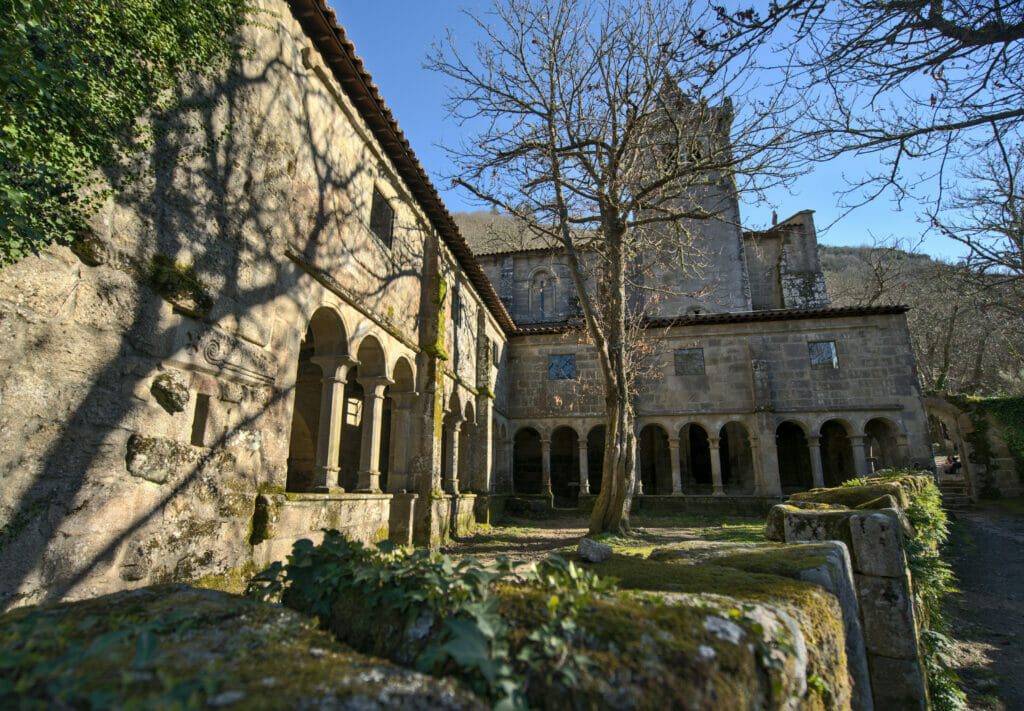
[673,347,706,375]
[808,340,840,370]
[369,186,395,249]
[548,353,576,380]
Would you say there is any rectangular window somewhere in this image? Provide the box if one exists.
[674,348,705,375]
[369,187,394,248]
[548,354,576,380]
[809,341,839,369]
[190,393,210,446]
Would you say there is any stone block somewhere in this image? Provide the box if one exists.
[150,370,191,413]
[866,654,928,711]
[854,574,919,658]
[782,508,854,550]
[125,434,198,485]
[849,512,907,577]
[578,537,613,562]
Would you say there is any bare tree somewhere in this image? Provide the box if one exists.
[431,0,794,533]
[930,133,1024,281]
[715,0,1024,208]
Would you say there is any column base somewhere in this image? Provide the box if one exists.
[712,487,725,497]
[356,470,381,493]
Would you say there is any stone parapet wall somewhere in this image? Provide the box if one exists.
[765,476,935,710]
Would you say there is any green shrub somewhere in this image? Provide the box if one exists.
[250,532,616,710]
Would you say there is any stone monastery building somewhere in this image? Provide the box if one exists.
[0,0,931,608]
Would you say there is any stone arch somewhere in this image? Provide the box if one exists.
[864,417,902,472]
[528,267,555,321]
[385,356,417,493]
[719,421,754,494]
[286,307,352,493]
[820,419,855,487]
[776,420,813,493]
[680,423,712,493]
[550,426,580,506]
[587,425,606,494]
[513,427,543,494]
[639,424,672,494]
[354,334,389,379]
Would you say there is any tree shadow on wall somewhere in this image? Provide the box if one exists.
[0,14,432,608]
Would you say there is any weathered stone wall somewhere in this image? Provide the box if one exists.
[0,0,508,609]
[744,211,830,311]
[505,312,930,458]
[765,478,935,710]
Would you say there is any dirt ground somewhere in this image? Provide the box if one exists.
[444,501,1024,710]
[944,501,1024,711]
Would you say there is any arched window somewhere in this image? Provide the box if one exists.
[529,270,553,321]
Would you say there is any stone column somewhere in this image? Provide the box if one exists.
[634,445,644,495]
[807,435,826,489]
[387,391,418,492]
[472,395,493,493]
[310,355,355,492]
[897,434,911,468]
[356,376,392,492]
[506,437,515,494]
[850,435,871,478]
[540,437,552,496]
[756,423,783,497]
[577,438,590,494]
[668,437,682,494]
[749,436,766,495]
[709,435,725,496]
[445,419,463,494]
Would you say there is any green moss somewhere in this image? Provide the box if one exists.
[0,585,480,709]
[194,561,260,594]
[148,253,212,315]
[789,482,911,509]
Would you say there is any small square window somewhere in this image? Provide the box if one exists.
[369,187,394,248]
[674,348,705,375]
[548,354,576,380]
[809,341,839,369]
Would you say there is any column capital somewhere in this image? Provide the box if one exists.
[807,435,822,447]
[668,436,681,447]
[357,375,394,393]
[708,436,721,448]
[577,438,588,450]
[311,354,358,381]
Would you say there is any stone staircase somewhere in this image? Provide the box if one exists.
[938,479,973,511]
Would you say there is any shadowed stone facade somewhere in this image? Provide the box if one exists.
[0,0,930,610]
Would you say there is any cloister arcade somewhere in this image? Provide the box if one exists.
[508,414,910,502]
[285,305,419,495]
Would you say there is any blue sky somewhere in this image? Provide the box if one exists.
[331,2,964,261]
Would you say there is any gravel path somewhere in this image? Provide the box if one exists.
[945,503,1024,711]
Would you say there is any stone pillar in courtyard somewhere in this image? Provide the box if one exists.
[577,438,589,494]
[755,418,783,496]
[668,437,682,494]
[709,435,725,496]
[540,436,552,496]
[311,355,356,492]
[387,391,418,492]
[634,445,643,495]
[445,418,464,494]
[471,394,493,493]
[850,434,871,478]
[807,435,826,489]
[356,376,392,492]
[749,435,766,495]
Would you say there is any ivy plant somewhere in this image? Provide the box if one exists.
[1,0,253,266]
